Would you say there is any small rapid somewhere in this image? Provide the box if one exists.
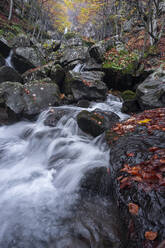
[0,95,128,248]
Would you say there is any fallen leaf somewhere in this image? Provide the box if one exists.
[145,231,157,241]
[128,203,139,215]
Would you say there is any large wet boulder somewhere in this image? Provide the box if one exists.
[60,46,88,68]
[11,53,35,74]
[0,80,61,117]
[80,167,112,196]
[23,63,65,88]
[121,90,141,114]
[136,67,165,110]
[77,109,119,137]
[22,80,61,115]
[0,38,11,58]
[0,81,24,113]
[0,55,5,67]
[0,66,22,84]
[89,39,115,63]
[64,71,108,101]
[13,47,43,67]
[44,108,74,127]
[106,108,165,247]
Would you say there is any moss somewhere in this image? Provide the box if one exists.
[121,90,136,101]
[103,48,139,75]
[64,32,76,40]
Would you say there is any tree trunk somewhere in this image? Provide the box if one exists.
[8,0,13,21]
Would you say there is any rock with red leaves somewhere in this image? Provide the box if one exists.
[106,108,165,248]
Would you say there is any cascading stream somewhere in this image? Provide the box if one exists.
[0,95,128,248]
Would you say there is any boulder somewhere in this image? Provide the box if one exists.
[14,47,43,67]
[0,55,5,67]
[89,39,115,63]
[67,37,83,47]
[0,66,22,84]
[22,62,54,83]
[50,64,65,87]
[22,80,61,115]
[64,71,108,101]
[77,109,119,137]
[106,108,165,247]
[11,53,35,74]
[10,34,32,48]
[0,81,24,114]
[44,108,73,127]
[136,67,165,110]
[60,46,88,67]
[0,80,61,117]
[0,38,11,58]
[80,167,112,196]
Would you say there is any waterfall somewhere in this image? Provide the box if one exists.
[5,50,13,68]
[64,27,68,34]
[0,96,128,247]
[73,63,85,73]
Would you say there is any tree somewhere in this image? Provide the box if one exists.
[8,0,13,21]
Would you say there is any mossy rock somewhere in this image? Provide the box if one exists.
[121,90,136,101]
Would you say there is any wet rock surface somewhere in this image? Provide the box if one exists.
[106,108,165,248]
[64,71,107,101]
[77,109,119,137]
[136,67,165,110]
[0,55,5,67]
[0,66,22,84]
[0,80,60,116]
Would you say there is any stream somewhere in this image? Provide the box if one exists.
[0,55,129,247]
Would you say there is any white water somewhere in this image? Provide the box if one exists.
[5,50,13,68]
[73,63,85,73]
[0,95,128,247]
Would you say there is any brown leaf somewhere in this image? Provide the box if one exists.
[128,203,139,215]
[145,231,157,241]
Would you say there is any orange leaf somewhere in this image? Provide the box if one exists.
[145,231,157,241]
[128,203,139,215]
[126,153,134,157]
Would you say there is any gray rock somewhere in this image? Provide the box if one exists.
[0,66,22,84]
[22,62,54,83]
[0,38,11,58]
[0,81,24,113]
[14,47,43,67]
[77,109,119,137]
[0,55,5,67]
[23,81,61,115]
[60,46,88,66]
[0,80,61,116]
[136,66,165,109]
[64,71,107,101]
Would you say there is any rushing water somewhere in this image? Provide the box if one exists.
[0,95,128,248]
[5,50,14,68]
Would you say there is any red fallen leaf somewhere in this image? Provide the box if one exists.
[149,147,159,152]
[120,177,131,189]
[120,164,130,172]
[145,231,157,241]
[117,175,123,181]
[126,153,134,157]
[128,203,139,215]
[132,176,143,182]
[160,159,165,164]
